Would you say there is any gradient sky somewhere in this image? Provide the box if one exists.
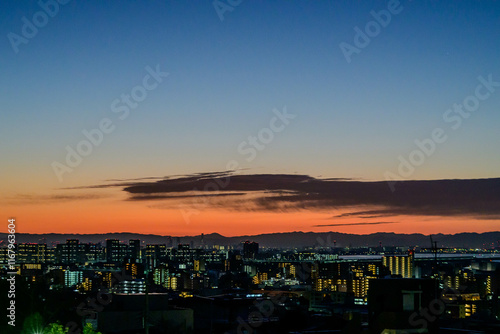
[2,1,500,236]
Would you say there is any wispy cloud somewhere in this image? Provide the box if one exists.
[7,193,107,204]
[127,192,247,201]
[313,221,400,227]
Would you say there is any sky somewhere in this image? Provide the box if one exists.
[1,0,500,236]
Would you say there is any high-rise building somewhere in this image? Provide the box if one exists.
[106,239,129,264]
[56,239,89,264]
[243,241,259,259]
[153,265,179,290]
[102,272,115,288]
[382,251,414,278]
[145,244,166,269]
[64,270,83,287]
[79,277,93,292]
[486,275,492,295]
[124,262,143,279]
[252,272,268,284]
[153,265,169,287]
[128,239,141,262]
[46,247,56,263]
[86,243,104,263]
[194,259,205,272]
[17,243,47,263]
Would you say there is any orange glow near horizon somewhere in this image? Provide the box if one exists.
[4,193,500,236]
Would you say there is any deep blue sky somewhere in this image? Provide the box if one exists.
[2,0,500,192]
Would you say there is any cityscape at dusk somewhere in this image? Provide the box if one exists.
[2,1,500,333]
[2,0,500,237]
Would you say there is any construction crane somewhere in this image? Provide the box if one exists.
[420,235,450,275]
[426,235,450,300]
[430,235,438,268]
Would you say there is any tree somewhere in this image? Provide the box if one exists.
[82,323,102,334]
[43,323,101,334]
[43,323,68,334]
[21,312,45,334]
[21,313,101,334]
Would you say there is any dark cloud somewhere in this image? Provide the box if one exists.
[313,221,399,227]
[127,192,247,201]
[105,176,167,182]
[70,172,500,218]
[332,210,399,219]
[9,193,106,204]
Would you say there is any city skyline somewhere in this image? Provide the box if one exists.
[4,2,500,333]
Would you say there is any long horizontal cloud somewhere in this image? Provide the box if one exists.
[313,221,399,227]
[8,193,107,204]
[127,192,247,201]
[74,172,500,218]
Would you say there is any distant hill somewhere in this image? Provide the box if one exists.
[1,231,500,249]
